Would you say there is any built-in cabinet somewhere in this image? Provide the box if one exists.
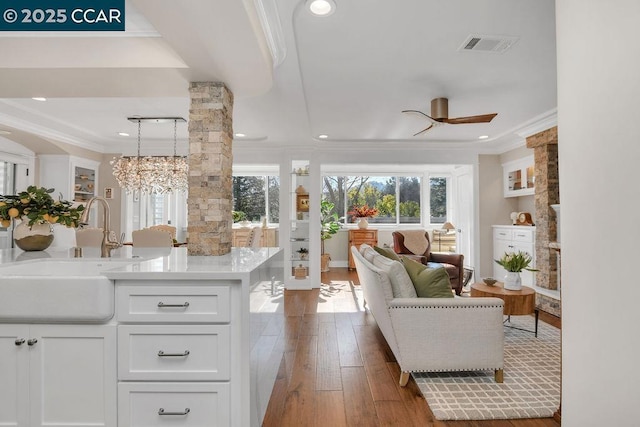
[232,227,278,247]
[115,283,232,426]
[0,324,116,427]
[39,155,99,203]
[288,161,312,287]
[503,155,535,197]
[493,225,536,287]
[348,229,378,270]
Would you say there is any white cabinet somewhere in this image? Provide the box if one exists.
[0,324,116,427]
[116,283,232,427]
[503,155,535,197]
[288,161,312,288]
[493,225,536,287]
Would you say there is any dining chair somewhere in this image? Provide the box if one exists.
[75,228,104,248]
[132,228,173,247]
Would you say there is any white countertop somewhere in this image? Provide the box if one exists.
[492,224,536,229]
[0,246,283,280]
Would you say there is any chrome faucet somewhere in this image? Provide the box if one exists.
[79,196,123,257]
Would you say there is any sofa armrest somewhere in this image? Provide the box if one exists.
[387,297,504,372]
[429,252,463,267]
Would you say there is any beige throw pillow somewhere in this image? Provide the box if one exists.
[372,254,417,298]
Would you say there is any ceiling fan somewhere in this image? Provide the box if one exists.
[402,97,497,136]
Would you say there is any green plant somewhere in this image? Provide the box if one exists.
[320,199,341,254]
[297,247,308,254]
[0,186,85,227]
[232,210,247,223]
[495,251,538,272]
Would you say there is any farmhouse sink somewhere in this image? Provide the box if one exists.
[0,259,138,323]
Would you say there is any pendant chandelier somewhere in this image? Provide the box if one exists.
[111,117,188,194]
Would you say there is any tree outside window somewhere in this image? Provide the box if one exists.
[322,175,422,225]
[430,177,447,224]
[232,175,279,223]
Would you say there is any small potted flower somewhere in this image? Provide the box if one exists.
[297,247,309,260]
[0,186,85,251]
[494,251,537,290]
[348,204,379,229]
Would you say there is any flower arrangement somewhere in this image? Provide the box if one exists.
[0,186,85,228]
[348,204,379,219]
[494,251,537,272]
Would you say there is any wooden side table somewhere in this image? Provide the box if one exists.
[348,229,378,270]
[470,281,539,336]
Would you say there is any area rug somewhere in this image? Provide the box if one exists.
[412,316,560,420]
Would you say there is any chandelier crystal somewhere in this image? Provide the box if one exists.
[111,117,188,194]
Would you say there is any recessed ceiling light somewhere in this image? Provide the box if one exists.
[32,97,47,102]
[118,132,129,137]
[318,134,329,139]
[478,135,489,140]
[234,133,246,138]
[307,0,336,16]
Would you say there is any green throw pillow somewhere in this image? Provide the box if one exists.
[401,256,453,298]
[373,245,401,261]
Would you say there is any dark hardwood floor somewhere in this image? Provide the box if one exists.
[262,268,561,427]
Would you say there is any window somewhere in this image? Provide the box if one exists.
[232,175,280,223]
[323,175,422,226]
[429,177,447,224]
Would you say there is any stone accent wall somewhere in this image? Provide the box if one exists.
[526,126,559,291]
[187,82,234,256]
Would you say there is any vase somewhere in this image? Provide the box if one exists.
[503,271,522,291]
[14,220,54,251]
[357,217,369,229]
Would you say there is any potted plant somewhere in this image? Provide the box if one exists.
[494,251,538,290]
[297,247,309,260]
[0,186,85,251]
[320,199,341,272]
[348,204,379,229]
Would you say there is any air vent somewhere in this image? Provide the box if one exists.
[459,35,519,53]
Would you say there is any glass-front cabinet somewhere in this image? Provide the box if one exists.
[74,166,96,203]
[503,155,535,197]
[288,160,311,287]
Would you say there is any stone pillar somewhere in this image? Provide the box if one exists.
[526,126,559,291]
[187,82,234,255]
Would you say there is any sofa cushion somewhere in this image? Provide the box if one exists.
[402,256,454,298]
[360,244,377,263]
[372,254,417,298]
[373,245,401,261]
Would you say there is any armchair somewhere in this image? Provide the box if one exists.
[392,231,465,295]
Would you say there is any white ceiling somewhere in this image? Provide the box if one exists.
[0,0,557,156]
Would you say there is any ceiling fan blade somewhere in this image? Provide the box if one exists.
[402,109,437,122]
[443,113,497,124]
[412,123,434,136]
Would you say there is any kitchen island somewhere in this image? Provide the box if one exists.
[0,246,284,427]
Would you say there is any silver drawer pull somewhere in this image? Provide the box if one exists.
[158,350,190,357]
[158,408,190,416]
[157,301,190,308]
[27,339,37,346]
[15,338,25,346]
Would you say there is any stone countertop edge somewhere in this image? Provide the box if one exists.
[0,246,283,280]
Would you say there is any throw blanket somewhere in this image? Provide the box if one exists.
[400,230,429,255]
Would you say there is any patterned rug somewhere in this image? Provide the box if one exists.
[412,316,560,420]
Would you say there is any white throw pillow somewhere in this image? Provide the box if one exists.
[360,244,377,263]
[372,254,417,298]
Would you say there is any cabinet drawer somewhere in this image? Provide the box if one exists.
[493,228,512,241]
[512,228,534,243]
[118,382,229,427]
[118,325,230,381]
[349,230,378,243]
[116,286,230,323]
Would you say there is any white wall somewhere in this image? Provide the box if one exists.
[557,1,640,425]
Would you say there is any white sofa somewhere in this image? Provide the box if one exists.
[351,244,505,386]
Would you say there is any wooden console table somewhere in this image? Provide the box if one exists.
[348,229,378,270]
[470,281,539,336]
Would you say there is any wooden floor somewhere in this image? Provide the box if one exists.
[262,268,561,427]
